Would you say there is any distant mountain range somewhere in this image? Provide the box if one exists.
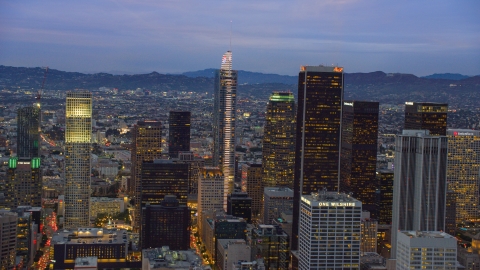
[421,73,471,80]
[1,65,479,105]
[182,68,298,85]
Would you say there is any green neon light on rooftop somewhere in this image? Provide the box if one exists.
[31,157,41,169]
[269,93,294,102]
[9,157,18,169]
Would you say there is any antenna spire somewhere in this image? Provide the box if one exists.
[229,20,232,51]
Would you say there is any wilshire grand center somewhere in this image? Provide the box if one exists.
[213,51,238,209]
[64,91,92,228]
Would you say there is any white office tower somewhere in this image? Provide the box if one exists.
[64,91,92,228]
[299,190,362,270]
[391,130,448,258]
[198,167,224,234]
[396,231,457,270]
[447,129,480,222]
[212,51,238,210]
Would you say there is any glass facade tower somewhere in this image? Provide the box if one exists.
[292,65,344,250]
[261,92,296,189]
[447,129,480,223]
[212,51,237,210]
[340,101,379,216]
[168,111,191,158]
[404,102,448,136]
[17,106,40,158]
[64,91,92,228]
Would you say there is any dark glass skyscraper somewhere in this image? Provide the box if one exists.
[292,65,344,250]
[168,111,191,158]
[141,195,190,250]
[17,106,40,158]
[262,92,296,189]
[6,105,42,208]
[213,51,237,209]
[227,192,252,223]
[375,169,394,225]
[404,102,448,136]
[340,101,379,216]
[141,160,189,206]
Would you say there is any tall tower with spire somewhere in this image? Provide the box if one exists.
[213,51,238,210]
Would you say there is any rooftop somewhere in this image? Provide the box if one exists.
[52,228,128,245]
[401,231,454,239]
[143,247,204,269]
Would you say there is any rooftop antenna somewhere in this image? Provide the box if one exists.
[229,20,232,51]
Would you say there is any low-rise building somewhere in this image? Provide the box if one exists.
[396,231,457,270]
[216,239,251,270]
[142,247,205,270]
[90,197,125,221]
[51,228,128,269]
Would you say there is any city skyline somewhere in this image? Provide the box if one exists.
[1,1,479,76]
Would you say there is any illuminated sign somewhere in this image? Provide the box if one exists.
[300,66,306,71]
[333,67,343,72]
[18,161,30,165]
[318,202,356,207]
[344,102,353,106]
[405,102,414,105]
[454,131,474,136]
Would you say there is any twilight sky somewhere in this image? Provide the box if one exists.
[1,0,479,76]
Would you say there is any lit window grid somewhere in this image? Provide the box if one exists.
[447,135,480,222]
[298,197,361,270]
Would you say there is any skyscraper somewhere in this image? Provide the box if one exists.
[241,163,262,221]
[447,129,480,222]
[5,157,41,208]
[404,102,448,136]
[140,160,189,206]
[292,65,344,249]
[340,101,379,216]
[168,111,191,158]
[375,169,394,225]
[141,195,190,250]
[131,120,162,231]
[261,92,296,189]
[17,106,40,158]
[6,105,42,209]
[391,130,448,258]
[212,51,237,209]
[226,192,252,223]
[64,91,92,228]
[298,191,361,269]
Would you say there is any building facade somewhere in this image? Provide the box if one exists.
[261,92,296,189]
[293,65,344,250]
[141,196,190,250]
[447,129,480,222]
[340,101,379,216]
[298,191,361,269]
[131,120,162,230]
[391,130,448,258]
[17,106,40,159]
[168,111,191,158]
[213,51,238,209]
[404,102,448,136]
[396,231,456,270]
[241,163,262,221]
[5,157,41,208]
[263,187,293,225]
[198,167,224,233]
[0,211,17,270]
[227,192,252,223]
[64,91,92,228]
[140,160,189,206]
[375,170,394,225]
[248,224,289,270]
